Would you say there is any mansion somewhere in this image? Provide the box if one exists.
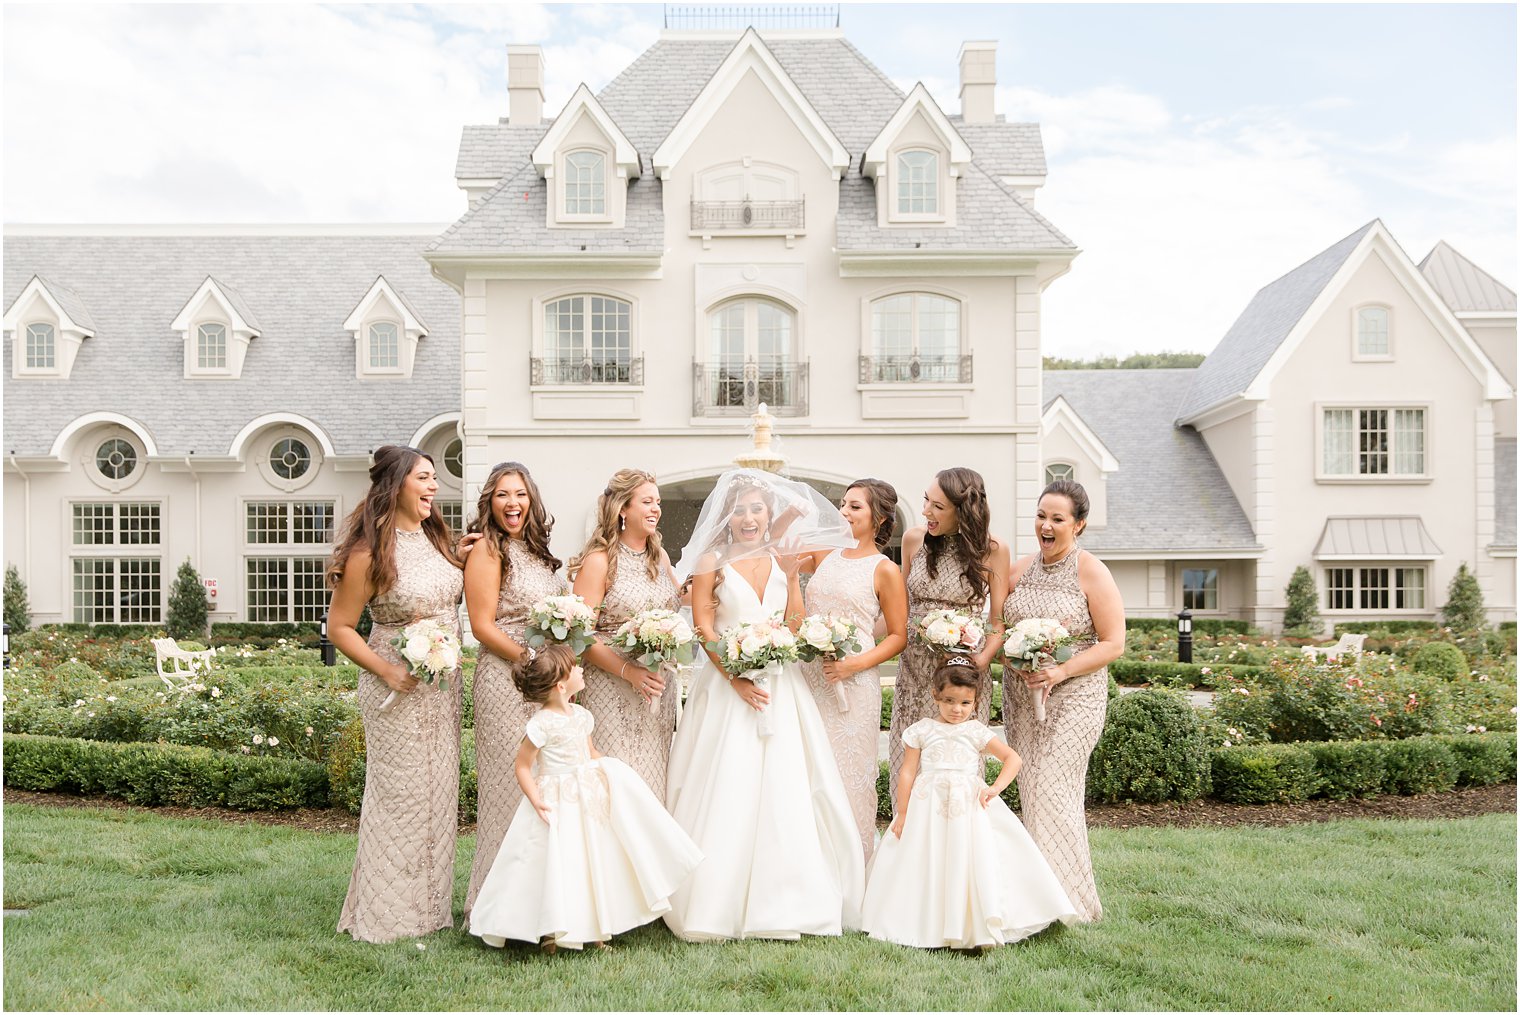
[3,26,1514,632]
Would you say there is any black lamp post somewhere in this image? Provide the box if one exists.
[319,612,336,667]
[2,623,9,670]
[1177,608,1193,664]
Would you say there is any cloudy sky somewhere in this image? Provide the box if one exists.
[3,2,1515,357]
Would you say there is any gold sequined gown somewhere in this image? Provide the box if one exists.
[801,549,887,862]
[464,537,568,918]
[337,528,464,943]
[1002,545,1108,922]
[579,542,681,796]
[890,541,991,801]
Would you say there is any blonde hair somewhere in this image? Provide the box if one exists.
[568,468,663,584]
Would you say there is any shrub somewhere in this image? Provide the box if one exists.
[1442,563,1487,632]
[1282,566,1321,635]
[1381,738,1460,795]
[1111,658,1267,687]
[880,686,893,732]
[1432,732,1517,786]
[4,564,31,633]
[166,559,209,641]
[1087,690,1211,803]
[327,716,366,813]
[1334,621,1440,636]
[1306,740,1387,800]
[1412,641,1469,680]
[1210,744,1321,803]
[1122,618,1252,635]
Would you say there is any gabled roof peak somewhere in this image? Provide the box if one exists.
[531,84,640,179]
[3,274,96,335]
[1419,240,1516,314]
[863,82,973,177]
[170,275,262,335]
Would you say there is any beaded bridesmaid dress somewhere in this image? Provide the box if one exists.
[801,549,886,862]
[579,542,682,797]
[337,528,464,943]
[464,537,568,918]
[1001,545,1108,922]
[889,541,991,801]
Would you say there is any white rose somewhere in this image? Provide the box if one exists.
[740,633,767,657]
[925,618,956,645]
[403,635,430,664]
[772,627,796,649]
[802,621,833,650]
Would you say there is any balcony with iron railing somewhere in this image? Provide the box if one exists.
[858,353,973,384]
[530,355,644,385]
[693,360,808,417]
[690,198,806,233]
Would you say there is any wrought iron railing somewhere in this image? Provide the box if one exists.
[530,355,644,385]
[664,4,839,29]
[858,354,973,384]
[693,360,808,416]
[690,199,805,232]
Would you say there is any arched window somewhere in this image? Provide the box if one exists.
[197,322,227,370]
[270,438,312,481]
[702,298,803,415]
[541,295,633,383]
[868,293,963,381]
[95,438,138,480]
[564,151,606,215]
[1044,462,1075,486]
[1357,306,1390,358]
[896,150,938,215]
[444,438,463,480]
[368,322,399,369]
[25,322,55,369]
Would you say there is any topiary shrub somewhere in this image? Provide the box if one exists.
[1381,738,1460,795]
[880,687,893,732]
[4,564,31,633]
[1210,744,1321,804]
[49,660,104,685]
[1087,690,1211,803]
[1442,563,1486,632]
[1282,565,1321,635]
[1306,740,1387,800]
[166,558,209,641]
[1412,641,1468,680]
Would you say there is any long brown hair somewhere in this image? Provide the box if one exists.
[326,445,458,596]
[568,468,663,584]
[686,473,777,607]
[925,466,992,600]
[469,461,560,577]
[848,478,899,551]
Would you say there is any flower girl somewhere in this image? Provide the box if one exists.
[861,657,1077,950]
[468,644,702,953]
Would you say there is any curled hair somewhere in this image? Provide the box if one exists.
[932,656,983,704]
[847,478,899,551]
[568,468,663,585]
[924,467,992,600]
[469,461,561,579]
[1039,479,1091,535]
[327,445,458,596]
[513,643,577,705]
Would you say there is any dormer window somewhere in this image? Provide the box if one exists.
[343,277,428,379]
[26,323,55,369]
[1355,305,1392,360]
[863,84,970,228]
[897,150,939,215]
[531,84,640,229]
[172,277,259,379]
[564,151,606,216]
[5,275,95,379]
[367,322,400,370]
[197,323,228,370]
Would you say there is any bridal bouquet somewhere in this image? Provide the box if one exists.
[382,618,460,711]
[1003,617,1074,722]
[710,615,799,738]
[613,608,699,715]
[916,608,985,655]
[525,594,598,654]
[795,614,866,711]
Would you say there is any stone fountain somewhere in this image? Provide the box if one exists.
[732,402,787,474]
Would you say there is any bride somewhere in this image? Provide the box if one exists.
[663,469,865,941]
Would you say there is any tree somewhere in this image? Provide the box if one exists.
[1282,565,1320,635]
[1442,562,1486,631]
[166,558,209,641]
[3,564,31,633]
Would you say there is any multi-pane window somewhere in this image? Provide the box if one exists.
[1322,407,1425,476]
[896,150,938,214]
[95,439,138,480]
[1357,307,1389,357]
[565,151,606,215]
[1326,568,1355,610]
[269,438,312,480]
[439,500,464,533]
[368,322,399,369]
[1182,568,1219,611]
[70,502,162,623]
[25,323,55,369]
[869,293,962,381]
[1324,566,1426,611]
[244,500,334,622]
[1044,462,1075,486]
[543,295,632,382]
[197,322,227,369]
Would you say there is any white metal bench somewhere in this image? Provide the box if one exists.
[1300,632,1367,662]
[151,637,215,687]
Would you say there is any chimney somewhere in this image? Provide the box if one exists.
[507,45,545,125]
[958,41,996,124]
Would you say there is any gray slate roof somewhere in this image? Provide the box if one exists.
[1419,241,1517,313]
[1045,369,1259,553]
[30,274,97,332]
[431,34,1071,255]
[1495,437,1516,549]
[1177,221,1377,422]
[3,232,459,457]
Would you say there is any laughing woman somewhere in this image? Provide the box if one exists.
[461,461,569,921]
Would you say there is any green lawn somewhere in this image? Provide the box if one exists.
[3,803,1514,1011]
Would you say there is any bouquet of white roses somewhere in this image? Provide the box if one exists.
[525,594,598,655]
[709,615,799,737]
[795,614,866,711]
[916,608,985,655]
[613,608,699,715]
[1002,617,1074,722]
[383,618,461,711]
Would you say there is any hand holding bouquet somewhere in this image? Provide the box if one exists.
[383,618,461,711]
[1003,617,1074,722]
[709,615,799,737]
[613,608,699,715]
[525,594,598,655]
[795,613,865,711]
[916,608,985,656]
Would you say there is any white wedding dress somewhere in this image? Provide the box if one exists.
[663,561,866,941]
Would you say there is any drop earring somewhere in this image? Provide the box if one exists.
[619,515,625,531]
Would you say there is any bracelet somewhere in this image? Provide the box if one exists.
[619,661,629,681]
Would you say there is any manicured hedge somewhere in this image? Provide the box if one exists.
[1088,690,1211,803]
[1124,617,1253,635]
[324,719,478,819]
[3,733,329,810]
[1109,658,1267,687]
[1334,621,1440,635]
[35,623,162,639]
[1209,743,1323,803]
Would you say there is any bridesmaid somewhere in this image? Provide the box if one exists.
[1002,479,1123,922]
[461,461,568,920]
[328,445,465,943]
[570,468,684,796]
[798,479,907,862]
[889,467,1009,801]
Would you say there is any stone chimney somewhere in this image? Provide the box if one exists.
[958,41,996,124]
[507,45,545,125]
